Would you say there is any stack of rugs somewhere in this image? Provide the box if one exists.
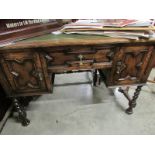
[59,19,155,40]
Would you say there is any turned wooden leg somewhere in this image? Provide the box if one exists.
[93,69,97,86]
[118,86,143,114]
[93,70,101,86]
[127,86,143,108]
[98,69,106,83]
[13,98,30,126]
[19,96,31,107]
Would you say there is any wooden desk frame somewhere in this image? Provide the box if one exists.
[0,34,155,126]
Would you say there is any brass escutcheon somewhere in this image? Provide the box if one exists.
[78,54,84,65]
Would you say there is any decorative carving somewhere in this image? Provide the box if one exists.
[144,46,154,75]
[106,51,114,61]
[7,58,41,90]
[116,61,126,74]
[43,46,114,69]
[114,48,150,84]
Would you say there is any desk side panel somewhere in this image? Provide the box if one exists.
[103,45,155,86]
[0,49,53,97]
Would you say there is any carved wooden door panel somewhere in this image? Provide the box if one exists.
[0,49,50,96]
[109,46,154,86]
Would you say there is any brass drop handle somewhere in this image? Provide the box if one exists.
[38,72,43,81]
[32,70,43,81]
[27,83,38,89]
[14,59,23,63]
[78,54,84,65]
[45,54,53,61]
[136,62,143,70]
[116,61,126,74]
[106,51,114,61]
[11,71,19,77]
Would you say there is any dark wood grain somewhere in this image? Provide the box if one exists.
[1,43,154,95]
[0,34,155,125]
[106,45,155,86]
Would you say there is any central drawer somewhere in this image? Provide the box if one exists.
[41,46,115,72]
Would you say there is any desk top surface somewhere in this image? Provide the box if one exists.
[1,33,155,50]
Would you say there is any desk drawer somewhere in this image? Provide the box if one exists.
[105,45,155,86]
[0,49,52,96]
[41,46,115,72]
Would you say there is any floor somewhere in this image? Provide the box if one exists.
[1,70,155,135]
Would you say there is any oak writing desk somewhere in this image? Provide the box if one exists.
[0,34,155,126]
